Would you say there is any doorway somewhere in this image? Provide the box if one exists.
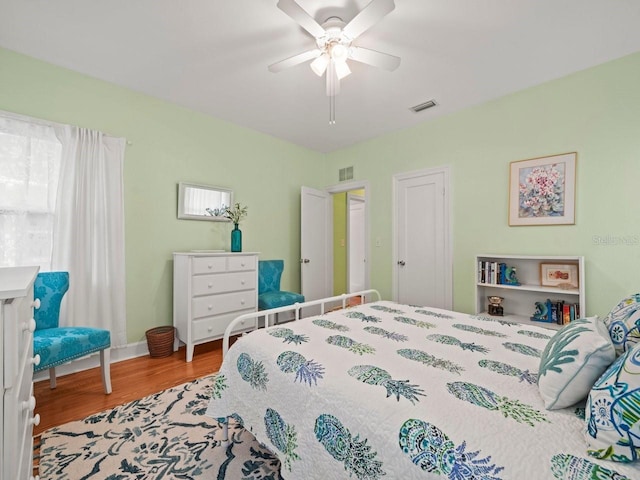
[331,189,366,295]
[300,181,370,303]
[348,193,365,293]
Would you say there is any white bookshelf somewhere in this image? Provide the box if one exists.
[475,254,585,331]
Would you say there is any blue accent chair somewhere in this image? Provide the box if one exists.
[258,260,304,320]
[33,272,112,394]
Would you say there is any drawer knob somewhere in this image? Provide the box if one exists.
[208,283,213,288]
[241,299,245,305]
[208,326,213,332]
[208,305,213,310]
[241,280,245,285]
[31,354,41,367]
[21,396,36,412]
[207,264,213,269]
[23,318,37,333]
[30,414,41,427]
[32,298,41,309]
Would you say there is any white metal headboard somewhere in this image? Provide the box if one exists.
[222,289,381,357]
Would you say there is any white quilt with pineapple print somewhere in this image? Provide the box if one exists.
[206,301,639,480]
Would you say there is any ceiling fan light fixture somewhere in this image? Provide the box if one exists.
[310,53,330,76]
[334,59,351,80]
[329,42,349,61]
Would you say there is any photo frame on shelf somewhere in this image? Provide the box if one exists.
[509,152,576,226]
[540,263,579,288]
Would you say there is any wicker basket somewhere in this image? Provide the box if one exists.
[145,326,175,358]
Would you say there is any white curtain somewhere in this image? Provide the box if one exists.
[52,125,127,347]
[0,113,62,269]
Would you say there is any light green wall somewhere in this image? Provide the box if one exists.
[3,46,640,339]
[0,47,325,343]
[324,51,640,318]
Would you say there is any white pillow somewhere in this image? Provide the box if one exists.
[538,316,615,410]
[603,293,640,355]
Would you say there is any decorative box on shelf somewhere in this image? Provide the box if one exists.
[475,254,585,330]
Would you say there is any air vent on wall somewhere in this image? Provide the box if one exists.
[410,99,437,113]
[339,166,354,182]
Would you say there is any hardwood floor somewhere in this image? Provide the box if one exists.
[33,340,227,436]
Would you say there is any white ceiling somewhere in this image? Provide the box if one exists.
[2,1,640,153]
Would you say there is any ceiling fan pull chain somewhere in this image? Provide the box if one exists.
[329,95,336,125]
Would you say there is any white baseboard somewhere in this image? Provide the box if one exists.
[33,340,150,383]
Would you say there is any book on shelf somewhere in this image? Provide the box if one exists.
[530,298,581,325]
[478,261,509,285]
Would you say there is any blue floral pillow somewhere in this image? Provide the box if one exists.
[603,294,640,355]
[538,317,615,410]
[585,342,640,463]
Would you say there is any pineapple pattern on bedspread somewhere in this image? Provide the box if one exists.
[206,300,640,480]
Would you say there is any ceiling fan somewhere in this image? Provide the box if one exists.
[269,0,400,124]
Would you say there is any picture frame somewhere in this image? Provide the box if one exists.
[509,152,576,226]
[540,263,579,288]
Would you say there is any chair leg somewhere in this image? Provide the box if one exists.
[49,367,57,389]
[100,348,112,394]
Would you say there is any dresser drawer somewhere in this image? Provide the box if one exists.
[192,291,256,319]
[192,309,256,341]
[11,384,36,480]
[4,358,35,480]
[192,271,256,297]
[192,256,227,275]
[3,290,34,389]
[16,292,34,377]
[228,255,256,272]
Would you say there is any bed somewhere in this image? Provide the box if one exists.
[205,290,640,479]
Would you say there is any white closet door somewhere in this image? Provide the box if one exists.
[393,167,451,309]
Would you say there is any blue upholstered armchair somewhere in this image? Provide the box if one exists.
[33,272,112,394]
[258,260,304,317]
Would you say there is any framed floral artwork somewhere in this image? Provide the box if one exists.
[509,152,576,226]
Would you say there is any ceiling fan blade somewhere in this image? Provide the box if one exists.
[342,0,395,40]
[349,46,400,71]
[268,49,321,73]
[277,0,326,38]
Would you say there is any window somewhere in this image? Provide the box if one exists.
[0,115,62,270]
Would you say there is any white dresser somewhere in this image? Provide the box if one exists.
[173,252,259,362]
[1,266,40,480]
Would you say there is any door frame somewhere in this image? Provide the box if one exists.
[326,180,371,292]
[391,166,452,307]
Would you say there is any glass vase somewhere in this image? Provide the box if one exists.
[231,223,242,252]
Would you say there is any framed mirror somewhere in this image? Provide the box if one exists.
[177,182,233,221]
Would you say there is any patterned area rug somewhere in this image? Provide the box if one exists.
[38,375,283,479]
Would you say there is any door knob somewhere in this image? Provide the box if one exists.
[300,258,310,263]
[397,260,406,266]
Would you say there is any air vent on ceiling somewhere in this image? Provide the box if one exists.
[410,99,437,113]
[339,166,354,182]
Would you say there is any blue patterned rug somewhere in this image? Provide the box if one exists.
[38,375,283,479]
